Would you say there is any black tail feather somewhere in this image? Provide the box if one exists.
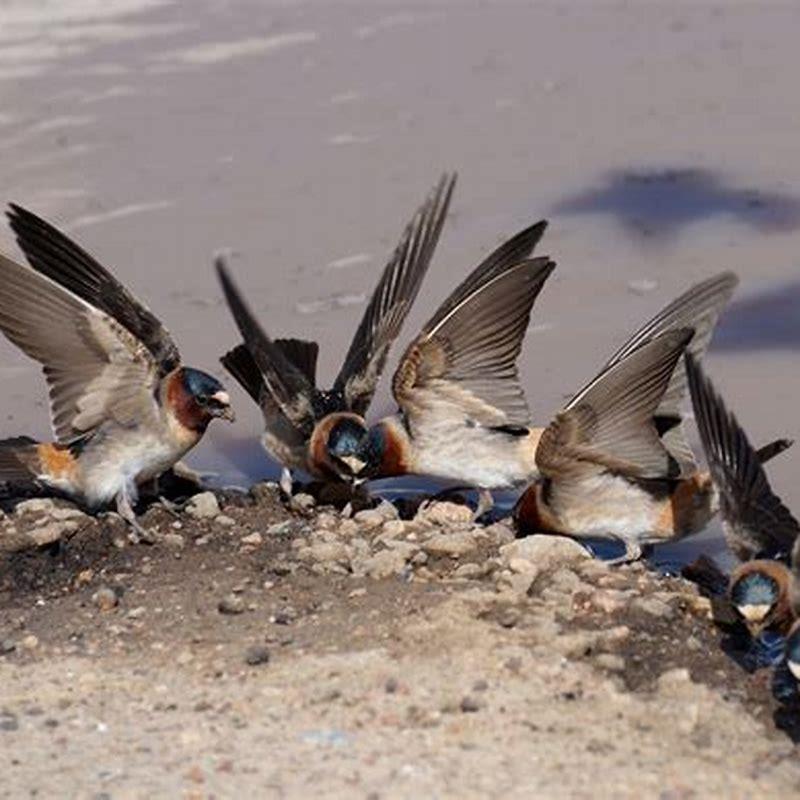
[274,338,319,385]
[220,345,265,404]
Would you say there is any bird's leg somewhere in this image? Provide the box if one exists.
[171,460,212,487]
[116,485,156,544]
[280,467,293,499]
[158,496,186,516]
[472,488,494,523]
[604,540,643,566]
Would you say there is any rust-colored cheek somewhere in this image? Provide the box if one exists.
[166,369,208,433]
[36,444,78,480]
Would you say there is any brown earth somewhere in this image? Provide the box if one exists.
[1,486,799,798]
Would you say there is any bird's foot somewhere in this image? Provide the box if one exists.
[157,495,187,516]
[171,460,213,487]
[127,518,159,545]
[471,488,494,523]
[603,541,644,566]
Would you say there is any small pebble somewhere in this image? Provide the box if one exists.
[218,595,245,615]
[244,645,271,666]
[162,533,185,549]
[92,587,118,612]
[185,492,220,520]
[385,677,399,694]
[240,532,263,547]
[460,695,484,713]
[0,711,19,732]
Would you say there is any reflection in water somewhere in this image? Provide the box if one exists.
[714,280,800,351]
[554,168,800,241]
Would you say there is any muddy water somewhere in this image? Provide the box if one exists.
[0,1,798,567]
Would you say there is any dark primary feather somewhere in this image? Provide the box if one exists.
[570,272,738,475]
[685,354,800,558]
[220,345,265,404]
[0,251,162,443]
[394,257,556,427]
[275,338,318,385]
[6,203,180,373]
[538,330,694,480]
[333,172,457,417]
[216,258,317,436]
[755,438,793,465]
[420,218,548,334]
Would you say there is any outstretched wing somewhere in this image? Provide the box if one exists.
[686,353,799,558]
[393,257,555,430]
[537,330,694,481]
[572,272,737,474]
[216,258,317,437]
[333,173,456,416]
[0,252,162,443]
[7,203,180,373]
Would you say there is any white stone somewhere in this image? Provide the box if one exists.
[185,492,220,519]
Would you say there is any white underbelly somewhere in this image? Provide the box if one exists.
[79,427,193,506]
[413,425,536,489]
[554,474,664,542]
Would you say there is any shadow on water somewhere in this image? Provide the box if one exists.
[553,168,800,241]
[713,280,800,351]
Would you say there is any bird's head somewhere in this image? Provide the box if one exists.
[728,562,790,638]
[170,367,235,432]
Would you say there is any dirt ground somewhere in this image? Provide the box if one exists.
[1,485,799,799]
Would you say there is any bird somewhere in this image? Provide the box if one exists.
[329,246,557,519]
[0,204,235,540]
[514,272,743,563]
[684,353,798,637]
[217,173,463,494]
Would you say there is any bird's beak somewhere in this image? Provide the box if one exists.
[211,391,235,422]
[340,455,367,476]
[736,604,771,638]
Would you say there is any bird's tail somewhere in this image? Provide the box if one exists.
[0,436,42,482]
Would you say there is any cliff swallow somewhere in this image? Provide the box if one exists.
[0,204,234,539]
[218,173,464,491]
[684,354,799,636]
[514,272,740,562]
[337,248,557,518]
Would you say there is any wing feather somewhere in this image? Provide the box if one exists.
[570,272,737,474]
[333,172,456,416]
[686,354,799,557]
[0,252,160,442]
[7,203,180,372]
[537,330,694,480]
[216,258,317,436]
[394,257,555,428]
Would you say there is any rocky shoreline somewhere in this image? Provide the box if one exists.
[1,485,799,796]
